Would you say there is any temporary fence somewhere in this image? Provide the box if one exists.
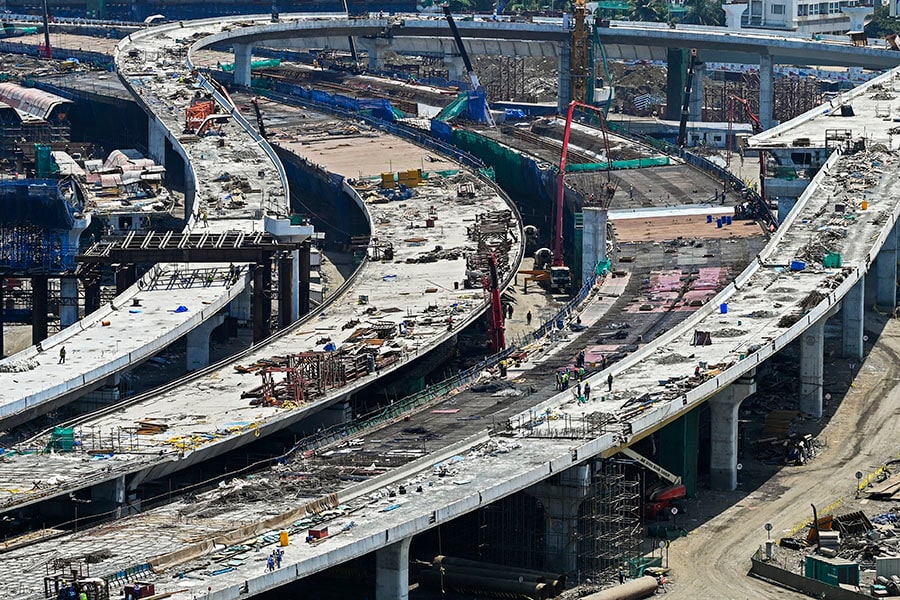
[565,156,670,172]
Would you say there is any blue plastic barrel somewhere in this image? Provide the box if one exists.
[790,260,806,271]
[716,218,723,228]
[720,303,728,314]
[725,216,733,225]
[706,215,713,223]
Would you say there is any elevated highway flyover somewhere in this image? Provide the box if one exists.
[1,14,899,600]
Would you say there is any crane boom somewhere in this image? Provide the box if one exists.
[442,5,495,127]
[619,447,683,485]
[676,48,700,147]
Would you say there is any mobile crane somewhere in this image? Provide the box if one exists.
[442,5,494,127]
[619,447,687,520]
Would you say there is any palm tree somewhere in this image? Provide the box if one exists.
[682,0,724,25]
[630,0,665,21]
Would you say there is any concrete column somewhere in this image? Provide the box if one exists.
[253,261,272,343]
[84,277,101,316]
[0,277,5,358]
[443,56,466,84]
[229,283,252,321]
[842,6,872,31]
[581,207,607,284]
[375,538,412,600]
[558,41,572,114]
[59,276,79,328]
[186,313,225,371]
[65,212,90,271]
[708,376,756,490]
[115,264,136,295]
[689,61,705,123]
[777,197,798,225]
[356,37,391,72]
[277,252,294,329]
[233,42,253,87]
[299,242,311,317]
[292,248,300,321]
[799,319,825,417]
[842,276,864,361]
[529,464,591,574]
[723,2,747,28]
[876,223,897,310]
[31,275,48,345]
[148,117,166,166]
[758,53,774,129]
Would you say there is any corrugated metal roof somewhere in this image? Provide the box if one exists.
[0,82,72,121]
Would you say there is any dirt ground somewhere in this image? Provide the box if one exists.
[612,215,762,243]
[663,312,900,598]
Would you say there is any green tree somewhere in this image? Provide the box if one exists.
[630,0,665,21]
[865,2,897,38]
[682,0,724,25]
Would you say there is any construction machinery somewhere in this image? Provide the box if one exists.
[185,98,229,135]
[483,252,506,352]
[676,48,701,148]
[44,571,109,600]
[442,5,495,127]
[250,97,267,139]
[727,95,778,229]
[619,447,687,520]
[570,0,590,104]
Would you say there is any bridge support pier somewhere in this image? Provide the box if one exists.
[842,276,865,360]
[115,264,136,295]
[530,464,592,574]
[31,274,48,345]
[0,277,4,358]
[876,222,897,310]
[709,375,756,491]
[84,276,101,316]
[375,538,412,600]
[356,37,391,72]
[688,60,705,123]
[229,282,252,322]
[233,43,253,87]
[186,313,226,371]
[299,241,311,317]
[277,252,295,329]
[60,276,79,328]
[581,207,608,286]
[253,261,273,343]
[148,117,166,167]
[558,41,572,113]
[723,2,747,28]
[443,56,466,84]
[758,53,774,129]
[799,319,825,417]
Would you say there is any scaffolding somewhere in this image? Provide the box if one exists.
[579,460,642,576]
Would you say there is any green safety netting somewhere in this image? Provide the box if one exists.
[479,167,496,181]
[566,156,670,172]
[220,58,282,72]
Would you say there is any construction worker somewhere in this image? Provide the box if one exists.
[498,359,507,378]
[202,210,209,228]
[607,372,613,392]
[58,346,66,364]
[584,381,591,402]
[526,310,532,326]
[266,554,275,572]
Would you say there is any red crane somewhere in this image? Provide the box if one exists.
[483,252,505,353]
[555,100,613,268]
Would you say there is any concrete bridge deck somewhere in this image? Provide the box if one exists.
[0,17,523,514]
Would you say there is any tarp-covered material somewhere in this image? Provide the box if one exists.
[104,149,157,171]
[435,90,490,124]
[0,82,71,121]
[566,156,670,172]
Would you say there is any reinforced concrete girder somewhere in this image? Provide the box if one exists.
[842,276,864,361]
[708,376,756,491]
[876,221,898,310]
[799,318,825,418]
[376,538,412,600]
[277,35,561,59]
